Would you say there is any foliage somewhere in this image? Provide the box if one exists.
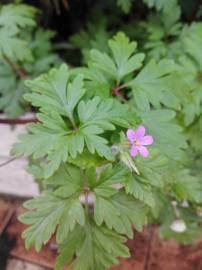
[2,0,202,269]
[0,3,60,117]
[116,0,133,13]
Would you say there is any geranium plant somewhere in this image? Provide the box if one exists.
[3,0,202,269]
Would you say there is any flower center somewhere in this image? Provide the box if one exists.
[134,139,141,146]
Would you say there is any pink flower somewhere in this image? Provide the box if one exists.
[127,125,153,158]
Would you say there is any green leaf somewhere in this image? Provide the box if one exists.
[0,4,37,32]
[172,169,202,203]
[124,150,179,207]
[0,4,37,61]
[108,32,145,81]
[78,96,133,129]
[45,163,82,187]
[0,62,28,117]
[129,59,181,110]
[11,112,72,178]
[0,28,33,61]
[45,163,83,199]
[182,23,202,70]
[12,65,140,176]
[19,192,85,251]
[117,0,133,13]
[55,222,130,270]
[89,32,145,83]
[139,109,187,159]
[74,66,111,97]
[94,191,148,237]
[91,164,128,196]
[143,0,177,12]
[68,150,105,169]
[25,64,85,119]
[133,149,172,188]
[125,174,155,207]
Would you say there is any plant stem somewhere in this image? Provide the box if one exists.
[0,117,37,125]
[111,84,127,96]
[84,190,89,215]
[189,0,202,21]
[112,84,128,102]
[69,113,78,130]
[0,157,18,168]
[144,226,155,270]
[82,170,89,215]
[3,56,27,80]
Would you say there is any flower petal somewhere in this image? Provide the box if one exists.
[130,145,138,157]
[140,135,154,145]
[136,125,146,139]
[127,129,137,143]
[138,146,149,157]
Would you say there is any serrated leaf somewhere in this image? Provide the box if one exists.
[172,169,202,203]
[125,174,155,207]
[19,192,85,251]
[12,65,139,176]
[108,32,145,81]
[0,4,37,61]
[55,222,130,270]
[139,109,187,159]
[90,164,128,197]
[25,64,85,119]
[0,28,33,61]
[88,32,145,83]
[0,4,37,32]
[94,191,148,237]
[129,59,181,110]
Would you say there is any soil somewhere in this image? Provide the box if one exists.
[1,198,202,270]
[7,206,57,269]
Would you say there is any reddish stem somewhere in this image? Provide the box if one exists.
[111,84,128,102]
[4,56,27,80]
[0,118,38,125]
[111,84,127,96]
